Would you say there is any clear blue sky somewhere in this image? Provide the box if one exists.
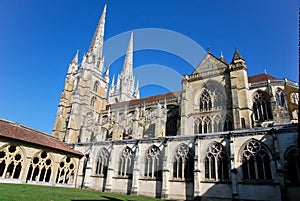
[0,0,298,134]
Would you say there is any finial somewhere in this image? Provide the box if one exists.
[220,51,223,58]
[207,47,210,53]
[264,69,267,74]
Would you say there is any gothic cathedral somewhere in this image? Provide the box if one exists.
[52,4,299,201]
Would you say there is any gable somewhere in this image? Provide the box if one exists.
[192,53,228,75]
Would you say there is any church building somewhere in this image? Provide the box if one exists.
[1,3,299,201]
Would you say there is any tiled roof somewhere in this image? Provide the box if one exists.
[107,90,181,110]
[248,73,276,83]
[0,119,83,156]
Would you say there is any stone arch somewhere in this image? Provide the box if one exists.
[203,141,230,180]
[117,146,134,178]
[172,143,194,180]
[144,145,162,179]
[26,150,53,182]
[239,139,273,180]
[252,90,273,122]
[56,156,76,184]
[0,143,25,179]
[275,88,287,108]
[284,146,300,184]
[95,148,109,176]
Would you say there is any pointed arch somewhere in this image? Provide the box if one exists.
[118,146,134,178]
[173,144,194,180]
[240,139,272,180]
[93,81,99,92]
[204,142,230,181]
[284,146,300,184]
[144,145,162,179]
[252,90,273,122]
[26,150,53,182]
[0,143,25,179]
[95,148,109,176]
[56,156,76,184]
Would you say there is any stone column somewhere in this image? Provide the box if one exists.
[194,137,201,197]
[104,143,114,192]
[161,140,169,198]
[131,142,140,195]
[230,134,239,200]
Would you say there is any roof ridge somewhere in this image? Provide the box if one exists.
[0,118,58,140]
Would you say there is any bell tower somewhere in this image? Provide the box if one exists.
[53,4,109,143]
[229,49,252,129]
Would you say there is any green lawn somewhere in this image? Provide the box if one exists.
[0,183,164,201]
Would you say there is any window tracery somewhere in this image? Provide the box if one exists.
[0,144,24,179]
[275,89,286,108]
[204,142,229,180]
[96,148,109,176]
[144,146,162,179]
[26,151,52,182]
[253,91,273,121]
[56,156,76,184]
[241,140,272,181]
[173,144,194,180]
[118,146,134,178]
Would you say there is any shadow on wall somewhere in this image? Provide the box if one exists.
[193,133,300,201]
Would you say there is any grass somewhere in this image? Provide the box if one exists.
[0,183,164,201]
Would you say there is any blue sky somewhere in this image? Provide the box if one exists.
[0,0,298,134]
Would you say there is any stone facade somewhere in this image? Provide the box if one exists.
[50,4,300,200]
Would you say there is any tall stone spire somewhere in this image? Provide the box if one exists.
[108,32,139,104]
[121,32,133,75]
[88,4,107,59]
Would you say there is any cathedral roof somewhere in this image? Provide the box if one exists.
[0,118,83,156]
[107,90,181,109]
[248,73,276,83]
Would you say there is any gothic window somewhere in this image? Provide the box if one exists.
[56,156,76,184]
[173,144,194,180]
[96,148,109,176]
[213,115,222,133]
[200,89,212,111]
[285,147,300,184]
[224,115,233,131]
[203,117,212,133]
[26,151,52,182]
[241,118,246,129]
[93,81,99,92]
[213,88,225,108]
[144,146,162,179]
[253,91,273,121]
[194,118,200,134]
[118,146,134,178]
[0,144,24,179]
[291,93,299,105]
[205,142,229,180]
[241,140,272,181]
[275,89,286,108]
[90,97,96,106]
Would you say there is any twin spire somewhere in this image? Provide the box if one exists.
[88,4,107,59]
[78,4,139,104]
[108,32,140,104]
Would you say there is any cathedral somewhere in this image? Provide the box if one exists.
[1,3,299,201]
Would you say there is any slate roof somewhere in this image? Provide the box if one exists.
[231,49,245,63]
[0,118,83,156]
[248,73,276,83]
[107,90,181,110]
